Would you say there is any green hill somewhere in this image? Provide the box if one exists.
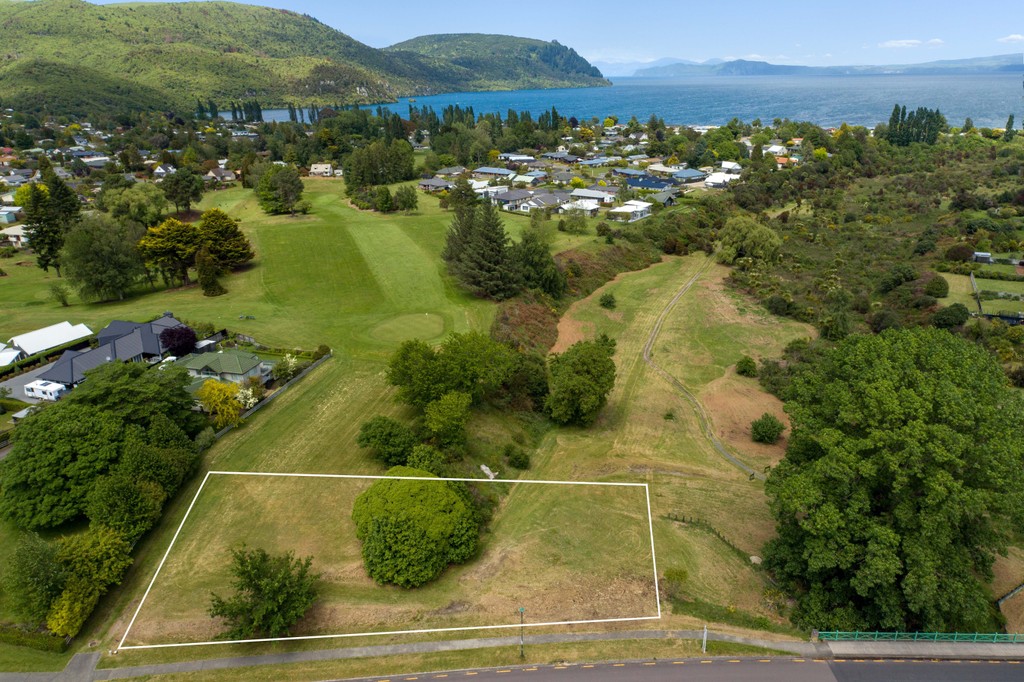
[0,0,607,116]
[387,34,608,90]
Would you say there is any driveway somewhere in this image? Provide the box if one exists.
[0,361,56,404]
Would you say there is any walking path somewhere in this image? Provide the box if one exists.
[640,255,762,479]
[9,629,1024,682]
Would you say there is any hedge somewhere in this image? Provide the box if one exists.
[0,624,68,652]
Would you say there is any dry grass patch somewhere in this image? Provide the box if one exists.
[121,474,658,647]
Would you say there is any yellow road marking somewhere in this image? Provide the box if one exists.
[643,662,656,666]
[554,666,567,670]
[759,659,772,663]
[525,668,538,671]
[792,659,805,663]
[496,671,510,674]
[582,665,593,669]
[1008,661,1021,664]
[613,664,625,667]
[672,661,685,665]
[728,659,741,663]
[700,660,713,664]
[834,659,845,662]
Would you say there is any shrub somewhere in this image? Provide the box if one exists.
[356,416,418,466]
[924,275,950,298]
[352,466,478,588]
[312,344,331,361]
[735,356,758,377]
[764,294,792,316]
[751,413,785,444]
[945,244,975,262]
[503,444,530,470]
[406,444,447,476]
[932,303,971,329]
[878,264,917,294]
[599,292,616,309]
[870,310,902,333]
[663,567,688,601]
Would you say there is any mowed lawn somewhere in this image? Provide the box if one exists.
[122,474,657,646]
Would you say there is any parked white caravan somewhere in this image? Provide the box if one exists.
[23,379,66,401]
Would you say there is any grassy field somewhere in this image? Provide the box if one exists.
[2,182,821,674]
[123,474,657,646]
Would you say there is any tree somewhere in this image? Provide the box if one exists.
[66,361,197,433]
[716,216,782,266]
[545,337,617,426]
[394,185,418,213]
[0,403,124,529]
[22,182,68,276]
[162,168,205,213]
[751,413,785,444]
[387,332,517,409]
[1003,114,1016,142]
[196,380,243,429]
[86,475,165,543]
[736,356,758,377]
[352,466,478,588]
[406,444,447,476]
[924,275,949,299]
[197,208,254,271]
[102,183,168,227]
[47,527,133,638]
[512,229,565,299]
[255,164,304,214]
[138,218,204,286]
[356,415,418,466]
[209,546,319,639]
[61,214,145,301]
[763,328,1024,632]
[932,303,970,328]
[448,202,522,300]
[423,391,472,448]
[195,245,227,296]
[2,533,66,625]
[159,325,198,357]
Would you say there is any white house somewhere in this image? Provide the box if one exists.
[559,199,600,217]
[609,200,653,223]
[309,163,334,177]
[721,160,742,174]
[0,224,27,248]
[570,188,617,205]
[705,172,738,189]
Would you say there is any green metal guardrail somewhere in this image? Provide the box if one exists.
[818,631,1024,643]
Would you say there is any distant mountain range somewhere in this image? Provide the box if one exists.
[630,54,1024,78]
[0,0,608,115]
[591,58,723,77]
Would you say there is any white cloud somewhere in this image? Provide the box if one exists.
[997,34,1024,43]
[880,39,922,48]
[926,38,944,46]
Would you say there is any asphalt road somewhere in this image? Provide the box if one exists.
[342,657,1024,682]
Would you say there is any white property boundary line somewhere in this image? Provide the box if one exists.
[117,470,662,651]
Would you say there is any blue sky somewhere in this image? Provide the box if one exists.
[95,0,1024,66]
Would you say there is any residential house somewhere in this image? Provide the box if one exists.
[721,160,742,174]
[308,163,334,177]
[473,166,515,181]
[0,207,21,224]
[497,153,535,164]
[673,168,708,183]
[518,192,570,213]
[609,200,653,223]
[0,225,26,248]
[206,168,237,183]
[551,171,577,185]
[559,199,600,218]
[178,349,270,386]
[570,188,617,205]
[626,177,673,191]
[649,189,679,207]
[82,156,112,170]
[646,163,681,176]
[612,168,647,178]
[764,144,788,157]
[704,172,738,189]
[491,189,534,211]
[38,313,183,388]
[418,177,454,193]
[510,175,542,187]
[435,166,467,177]
[153,164,176,179]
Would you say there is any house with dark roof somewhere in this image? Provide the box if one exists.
[38,313,183,387]
[418,177,454,193]
[626,177,674,191]
[491,189,534,211]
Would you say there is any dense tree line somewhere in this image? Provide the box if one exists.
[883,104,947,146]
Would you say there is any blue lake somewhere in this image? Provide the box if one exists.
[257,75,1024,129]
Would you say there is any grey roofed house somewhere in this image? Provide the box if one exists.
[41,313,184,387]
[649,189,679,206]
[418,177,453,192]
[673,167,707,182]
[435,166,467,177]
[491,189,534,208]
[551,171,577,184]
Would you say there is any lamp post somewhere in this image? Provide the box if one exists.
[519,607,526,658]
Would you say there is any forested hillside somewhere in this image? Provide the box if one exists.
[388,34,608,90]
[0,0,606,115]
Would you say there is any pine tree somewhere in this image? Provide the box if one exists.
[442,204,477,266]
[454,203,522,300]
[1004,114,1016,142]
[197,208,254,271]
[195,246,226,297]
[512,230,565,299]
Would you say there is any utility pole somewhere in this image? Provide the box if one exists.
[519,607,526,658]
[702,624,708,654]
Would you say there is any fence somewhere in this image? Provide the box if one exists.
[213,351,333,439]
[818,631,1024,643]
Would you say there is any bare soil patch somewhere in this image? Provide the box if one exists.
[701,374,789,466]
